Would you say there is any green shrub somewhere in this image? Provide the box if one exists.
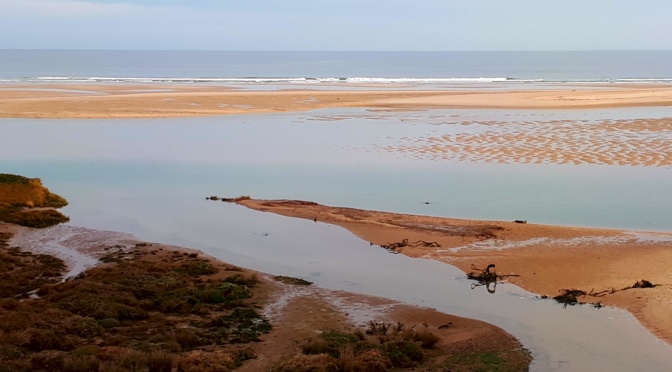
[223,273,259,287]
[120,349,147,371]
[64,316,103,338]
[210,308,272,343]
[0,174,30,184]
[71,345,101,357]
[63,355,100,372]
[30,351,65,371]
[176,261,217,276]
[42,193,68,208]
[26,329,71,352]
[414,329,439,349]
[97,318,121,329]
[3,209,70,228]
[147,350,173,372]
[302,338,332,355]
[383,341,423,368]
[174,329,207,350]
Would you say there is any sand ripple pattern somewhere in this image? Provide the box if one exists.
[425,233,672,254]
[382,117,672,167]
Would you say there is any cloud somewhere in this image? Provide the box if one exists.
[0,0,140,18]
[0,0,670,50]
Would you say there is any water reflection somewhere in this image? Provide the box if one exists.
[1,107,671,231]
[1,107,672,370]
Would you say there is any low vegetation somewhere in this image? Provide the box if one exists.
[0,233,66,298]
[271,323,434,371]
[0,175,532,371]
[0,240,270,372]
[270,320,530,372]
[443,350,527,372]
[273,276,313,286]
[0,174,70,228]
[1,232,531,371]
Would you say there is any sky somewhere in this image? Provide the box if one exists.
[1,0,671,51]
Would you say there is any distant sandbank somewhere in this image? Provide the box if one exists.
[1,83,672,118]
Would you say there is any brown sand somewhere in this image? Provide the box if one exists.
[237,199,672,344]
[2,82,670,357]
[3,84,670,168]
[242,279,529,370]
[1,84,672,118]
[381,116,672,167]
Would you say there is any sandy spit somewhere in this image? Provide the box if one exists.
[237,198,672,344]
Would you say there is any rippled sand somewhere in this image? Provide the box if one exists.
[381,117,672,167]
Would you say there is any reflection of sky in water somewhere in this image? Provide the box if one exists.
[2,107,670,231]
[3,108,672,370]
[12,195,672,372]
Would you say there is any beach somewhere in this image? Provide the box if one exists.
[1,84,672,119]
[2,80,672,369]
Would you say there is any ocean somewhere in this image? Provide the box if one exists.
[1,49,672,84]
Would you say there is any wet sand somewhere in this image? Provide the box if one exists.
[3,84,670,168]
[237,199,672,344]
[3,82,671,363]
[1,83,672,118]
[384,117,672,167]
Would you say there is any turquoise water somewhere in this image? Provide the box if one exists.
[2,107,671,232]
[2,107,672,370]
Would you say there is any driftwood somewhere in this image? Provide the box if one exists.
[377,239,441,254]
[466,264,520,294]
[553,289,587,308]
[366,321,391,335]
[627,279,657,289]
[550,279,659,309]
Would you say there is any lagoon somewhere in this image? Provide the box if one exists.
[2,107,672,370]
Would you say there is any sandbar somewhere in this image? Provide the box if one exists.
[382,116,672,167]
[1,83,672,118]
[237,198,672,344]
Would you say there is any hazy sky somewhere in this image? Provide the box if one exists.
[1,0,671,51]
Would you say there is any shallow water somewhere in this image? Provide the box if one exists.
[2,107,672,370]
[13,197,672,371]
[2,107,671,231]
[184,202,672,372]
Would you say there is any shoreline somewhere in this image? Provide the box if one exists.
[0,221,531,370]
[236,198,672,345]
[3,81,671,367]
[1,83,672,118]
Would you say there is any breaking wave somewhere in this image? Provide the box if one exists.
[6,76,672,85]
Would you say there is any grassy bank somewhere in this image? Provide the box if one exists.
[0,174,70,228]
